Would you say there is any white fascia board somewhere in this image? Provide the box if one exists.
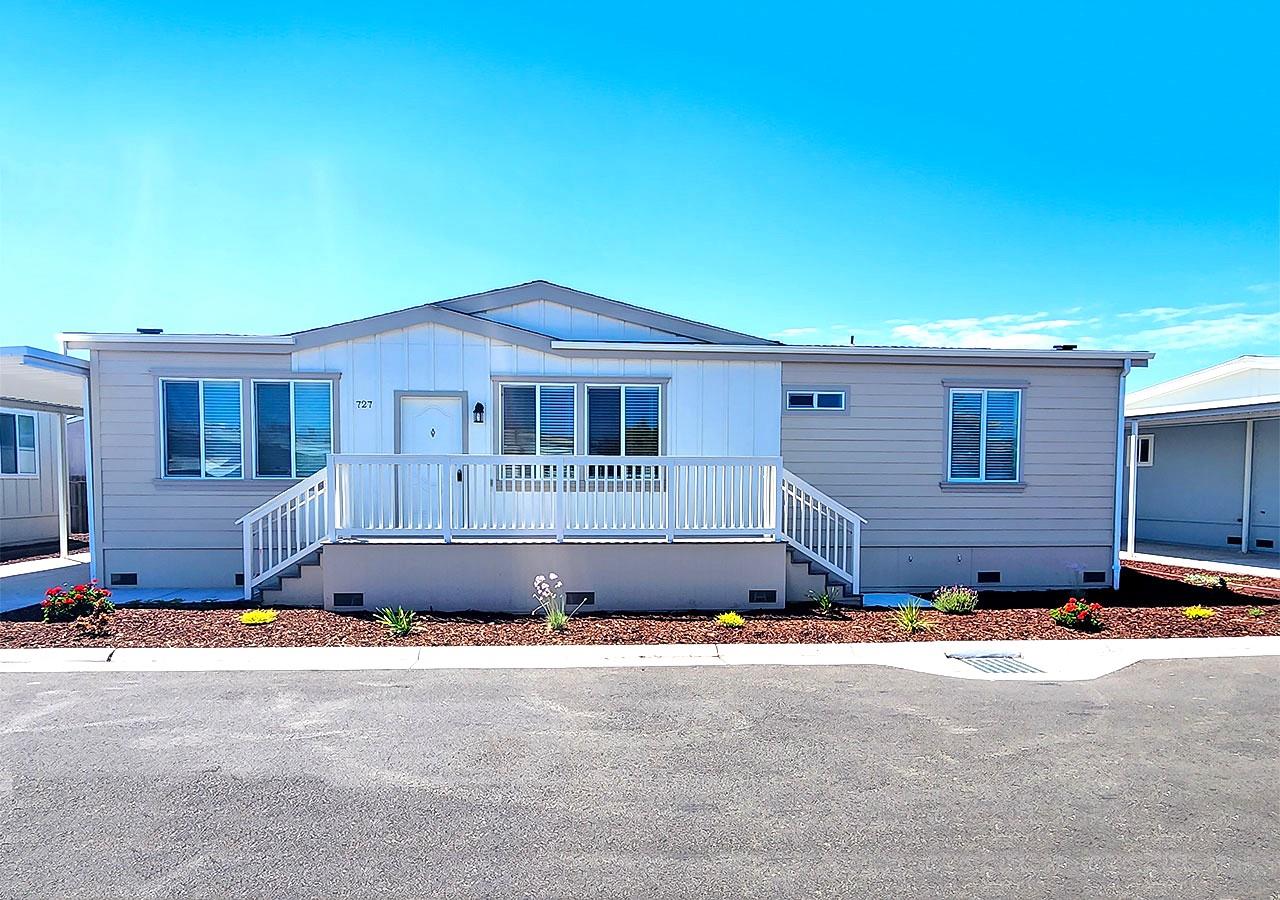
[550,341,1154,364]
[1125,395,1280,419]
[1125,355,1280,406]
[60,333,296,351]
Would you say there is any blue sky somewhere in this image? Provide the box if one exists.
[1,2,1276,389]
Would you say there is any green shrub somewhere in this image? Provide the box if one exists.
[1182,573,1228,590]
[932,585,979,614]
[42,580,114,624]
[1183,605,1216,620]
[808,588,838,615]
[239,609,279,626]
[716,611,746,628]
[1049,597,1103,631]
[892,601,932,635]
[1247,606,1264,618]
[374,606,418,636]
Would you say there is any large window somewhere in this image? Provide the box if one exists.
[947,388,1021,482]
[161,379,243,479]
[0,410,38,476]
[586,385,661,455]
[254,381,334,478]
[499,384,575,455]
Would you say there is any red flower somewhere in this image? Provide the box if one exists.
[1065,601,1077,612]
[74,584,86,592]
[41,599,51,607]
[1089,602,1101,611]
[1076,610,1087,621]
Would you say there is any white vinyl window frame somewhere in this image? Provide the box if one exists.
[945,387,1023,484]
[786,390,846,411]
[158,378,244,480]
[584,383,664,456]
[0,408,38,478]
[496,382,578,455]
[1135,433,1154,467]
[250,379,336,479]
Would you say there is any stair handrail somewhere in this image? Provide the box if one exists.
[779,468,866,593]
[238,468,329,599]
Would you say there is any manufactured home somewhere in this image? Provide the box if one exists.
[29,282,1150,611]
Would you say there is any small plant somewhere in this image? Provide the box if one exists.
[1183,605,1216,620]
[42,580,114,623]
[808,588,838,615]
[374,606,418,636]
[1049,597,1103,631]
[892,600,932,635]
[716,611,746,628]
[532,572,586,632]
[72,612,112,638]
[1182,573,1228,591]
[239,609,279,626]
[1247,606,1264,618]
[931,585,979,615]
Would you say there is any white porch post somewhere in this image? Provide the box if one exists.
[81,377,98,582]
[1241,419,1254,554]
[1126,420,1138,554]
[55,413,69,559]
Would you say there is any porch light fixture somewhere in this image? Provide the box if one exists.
[473,402,485,424]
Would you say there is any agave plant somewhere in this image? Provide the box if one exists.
[374,606,418,636]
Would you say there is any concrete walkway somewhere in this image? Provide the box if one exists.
[0,553,91,613]
[2,635,1277,682]
[1122,540,1280,577]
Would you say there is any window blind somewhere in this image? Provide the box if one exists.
[623,385,660,456]
[948,388,1021,482]
[254,382,293,477]
[163,381,202,477]
[293,381,333,476]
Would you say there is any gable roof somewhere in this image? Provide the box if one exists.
[1126,355,1280,418]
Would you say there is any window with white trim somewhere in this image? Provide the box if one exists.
[253,381,334,478]
[1135,434,1154,467]
[161,379,243,478]
[499,383,575,455]
[947,388,1021,482]
[786,390,845,411]
[586,385,661,455]
[0,410,38,476]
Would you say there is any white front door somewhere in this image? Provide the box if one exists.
[398,395,465,528]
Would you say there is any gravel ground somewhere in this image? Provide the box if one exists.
[1,603,1276,649]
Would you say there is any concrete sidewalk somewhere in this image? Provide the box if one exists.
[2,635,1277,682]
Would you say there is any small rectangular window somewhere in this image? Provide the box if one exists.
[254,381,334,478]
[787,390,845,411]
[948,388,1021,483]
[161,380,243,479]
[587,385,661,456]
[0,410,38,476]
[1135,434,1153,467]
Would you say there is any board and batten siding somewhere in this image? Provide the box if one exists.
[781,361,1122,590]
[476,299,698,343]
[0,409,61,548]
[90,349,295,586]
[292,321,780,457]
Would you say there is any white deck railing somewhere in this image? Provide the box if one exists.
[236,468,330,599]
[236,454,866,598]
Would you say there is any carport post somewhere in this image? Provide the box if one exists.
[55,413,69,559]
[1240,419,1254,554]
[1126,420,1138,554]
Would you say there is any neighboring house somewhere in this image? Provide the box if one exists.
[0,347,88,553]
[46,281,1150,611]
[1123,356,1280,556]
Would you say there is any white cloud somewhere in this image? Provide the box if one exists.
[1117,310,1280,351]
[884,312,1090,349]
[1245,282,1278,294]
[1116,302,1243,322]
[768,326,820,339]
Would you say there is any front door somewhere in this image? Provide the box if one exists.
[398,395,465,528]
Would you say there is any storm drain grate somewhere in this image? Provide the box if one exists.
[947,652,1044,675]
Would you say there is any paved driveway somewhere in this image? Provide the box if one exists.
[2,659,1277,899]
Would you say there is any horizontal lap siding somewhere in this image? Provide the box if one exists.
[92,350,294,554]
[0,409,60,545]
[781,361,1122,549]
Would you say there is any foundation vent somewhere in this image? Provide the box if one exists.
[976,571,1001,584]
[1256,538,1275,549]
[1082,571,1108,584]
[749,589,777,604]
[567,591,595,606]
[109,573,138,586]
[332,592,364,608]
[1227,536,1243,546]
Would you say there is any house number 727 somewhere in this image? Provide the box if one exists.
[355,400,374,409]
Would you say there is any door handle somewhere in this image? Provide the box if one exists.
[456,470,463,482]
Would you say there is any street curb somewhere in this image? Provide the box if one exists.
[1,636,1278,681]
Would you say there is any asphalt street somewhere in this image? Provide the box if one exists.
[2,658,1277,899]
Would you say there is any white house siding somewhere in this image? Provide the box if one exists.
[476,299,697,342]
[292,321,781,457]
[0,409,61,548]
[781,361,1122,591]
[90,349,295,587]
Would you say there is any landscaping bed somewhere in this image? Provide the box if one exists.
[1,602,1276,650]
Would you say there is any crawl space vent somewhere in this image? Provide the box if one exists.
[1082,571,1107,584]
[332,592,364,608]
[110,573,138,586]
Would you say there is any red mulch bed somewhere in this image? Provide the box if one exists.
[1,603,1276,650]
[3,560,1276,650]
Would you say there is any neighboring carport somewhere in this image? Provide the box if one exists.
[0,346,91,578]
